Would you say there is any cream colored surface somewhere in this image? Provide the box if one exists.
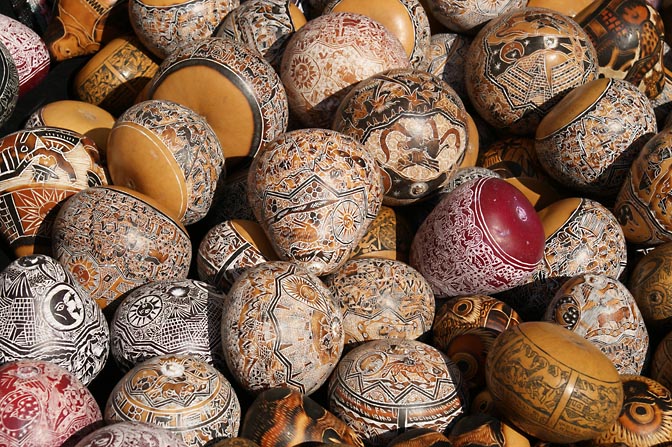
[328,0,416,57]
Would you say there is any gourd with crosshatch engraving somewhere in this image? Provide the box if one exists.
[323,257,435,348]
[197,219,278,292]
[105,354,241,447]
[424,0,525,34]
[465,7,599,135]
[129,0,239,59]
[74,421,188,447]
[51,186,191,311]
[614,126,672,246]
[499,197,628,322]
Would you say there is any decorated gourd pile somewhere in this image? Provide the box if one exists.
[2,0,672,445]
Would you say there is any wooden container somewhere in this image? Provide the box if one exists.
[0,127,108,257]
[51,186,192,311]
[486,321,624,443]
[465,7,599,135]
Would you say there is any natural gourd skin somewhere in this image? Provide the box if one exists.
[240,388,364,447]
[44,0,128,61]
[149,37,289,166]
[486,321,624,444]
